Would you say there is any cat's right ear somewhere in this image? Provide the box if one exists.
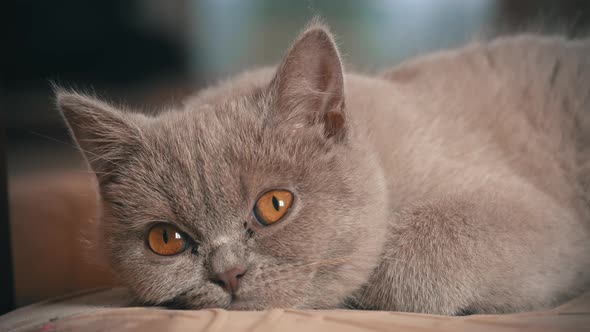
[55,89,143,182]
[269,19,347,142]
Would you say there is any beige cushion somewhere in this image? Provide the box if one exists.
[1,288,589,332]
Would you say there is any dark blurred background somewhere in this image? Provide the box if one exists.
[2,0,590,308]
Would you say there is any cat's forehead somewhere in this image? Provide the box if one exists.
[135,95,292,186]
[123,96,315,235]
[150,94,263,146]
[149,66,291,150]
[125,79,331,214]
[138,84,331,175]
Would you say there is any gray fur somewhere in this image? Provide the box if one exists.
[57,21,590,314]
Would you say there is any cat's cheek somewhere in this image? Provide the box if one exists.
[110,244,209,305]
[231,258,317,309]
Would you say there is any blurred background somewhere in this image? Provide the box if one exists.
[2,0,590,310]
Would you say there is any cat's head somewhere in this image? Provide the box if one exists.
[57,21,389,310]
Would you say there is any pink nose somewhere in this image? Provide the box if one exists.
[212,266,247,294]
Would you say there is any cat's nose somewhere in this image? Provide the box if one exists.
[211,266,247,294]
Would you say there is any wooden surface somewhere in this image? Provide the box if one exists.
[1,288,589,332]
[9,172,118,306]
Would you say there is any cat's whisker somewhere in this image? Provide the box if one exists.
[293,256,355,267]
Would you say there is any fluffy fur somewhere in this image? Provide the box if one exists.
[57,20,590,315]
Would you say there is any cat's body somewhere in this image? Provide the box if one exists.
[354,36,590,314]
[57,22,590,315]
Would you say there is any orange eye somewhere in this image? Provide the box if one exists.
[148,224,188,256]
[254,190,293,225]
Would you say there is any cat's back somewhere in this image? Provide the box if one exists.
[369,34,590,208]
[380,34,590,152]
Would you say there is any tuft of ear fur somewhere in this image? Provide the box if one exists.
[270,18,347,142]
[55,87,143,183]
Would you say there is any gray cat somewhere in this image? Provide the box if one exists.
[57,20,590,315]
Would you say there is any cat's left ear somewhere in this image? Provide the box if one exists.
[270,20,346,142]
[55,88,144,184]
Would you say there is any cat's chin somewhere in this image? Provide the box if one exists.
[227,302,254,311]
[226,298,268,311]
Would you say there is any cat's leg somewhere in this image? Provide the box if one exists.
[356,182,590,315]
